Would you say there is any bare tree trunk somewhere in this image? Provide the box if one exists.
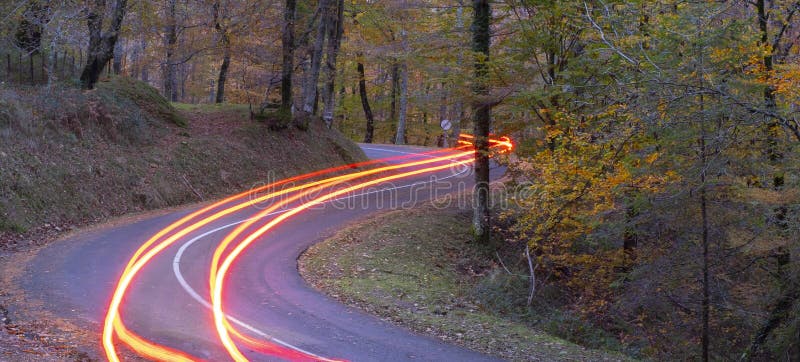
[471,0,491,244]
[280,0,297,120]
[112,40,123,75]
[321,0,344,128]
[701,133,710,362]
[357,59,375,143]
[80,0,128,90]
[216,44,230,103]
[390,62,398,128]
[394,62,408,145]
[213,0,230,104]
[451,4,464,146]
[302,0,330,116]
[525,245,537,305]
[163,0,178,101]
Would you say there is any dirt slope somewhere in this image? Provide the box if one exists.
[0,78,366,248]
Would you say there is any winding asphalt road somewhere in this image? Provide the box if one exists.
[21,144,505,361]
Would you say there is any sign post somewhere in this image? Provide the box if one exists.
[440,119,452,147]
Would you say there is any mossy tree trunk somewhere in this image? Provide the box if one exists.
[80,0,127,90]
[471,0,491,244]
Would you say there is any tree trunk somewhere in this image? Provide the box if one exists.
[472,0,491,244]
[451,4,464,146]
[302,0,330,116]
[622,202,638,271]
[321,0,344,128]
[80,0,128,90]
[163,0,178,101]
[281,0,297,119]
[394,62,408,145]
[357,60,375,143]
[112,40,123,75]
[390,62,398,127]
[213,0,230,104]
[216,40,230,103]
[701,134,710,362]
[139,32,148,82]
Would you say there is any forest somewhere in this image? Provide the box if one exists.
[1,0,800,360]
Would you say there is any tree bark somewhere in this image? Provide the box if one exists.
[213,0,231,104]
[112,40,123,75]
[216,44,230,103]
[163,0,178,101]
[302,0,331,116]
[450,4,464,146]
[394,62,408,145]
[80,0,128,90]
[321,0,344,128]
[701,137,709,362]
[390,62,399,127]
[472,0,491,244]
[280,0,297,118]
[357,60,375,143]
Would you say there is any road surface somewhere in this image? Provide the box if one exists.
[21,144,505,361]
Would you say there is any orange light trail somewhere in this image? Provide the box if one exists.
[102,148,473,361]
[210,153,475,362]
[102,138,511,362]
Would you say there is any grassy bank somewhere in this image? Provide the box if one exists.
[300,203,629,361]
[0,77,366,246]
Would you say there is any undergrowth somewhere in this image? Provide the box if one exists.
[0,77,366,241]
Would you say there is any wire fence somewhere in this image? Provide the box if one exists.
[1,48,84,84]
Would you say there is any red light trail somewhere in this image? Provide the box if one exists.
[102,135,512,361]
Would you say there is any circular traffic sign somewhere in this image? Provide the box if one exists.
[440,119,452,131]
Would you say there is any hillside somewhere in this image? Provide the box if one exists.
[0,77,366,248]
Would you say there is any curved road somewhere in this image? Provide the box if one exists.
[22,144,505,361]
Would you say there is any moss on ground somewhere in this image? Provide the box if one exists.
[300,205,631,361]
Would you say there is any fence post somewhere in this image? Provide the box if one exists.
[29,54,34,83]
[42,53,46,83]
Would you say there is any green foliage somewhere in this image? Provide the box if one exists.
[495,1,800,359]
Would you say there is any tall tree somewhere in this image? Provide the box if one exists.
[280,0,296,119]
[394,61,408,145]
[321,0,344,127]
[80,0,128,89]
[213,0,231,103]
[471,0,491,244]
[357,58,375,143]
[302,0,332,117]
[163,0,178,101]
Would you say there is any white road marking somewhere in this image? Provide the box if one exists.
[171,147,470,357]
[359,146,442,158]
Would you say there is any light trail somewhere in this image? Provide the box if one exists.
[210,154,475,362]
[102,147,472,361]
[102,137,512,362]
